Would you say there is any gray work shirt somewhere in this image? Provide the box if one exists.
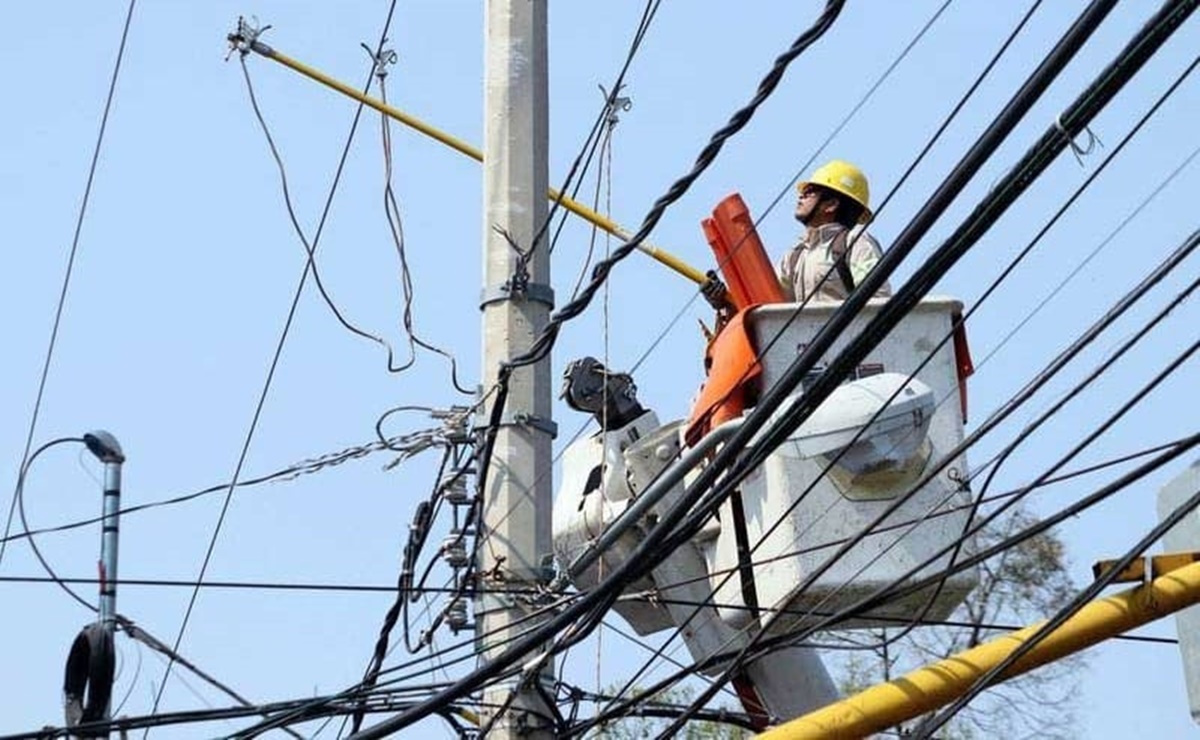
[778,223,891,303]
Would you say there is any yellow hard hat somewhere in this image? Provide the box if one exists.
[797,159,871,222]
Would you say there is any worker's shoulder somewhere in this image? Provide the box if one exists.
[847,224,883,250]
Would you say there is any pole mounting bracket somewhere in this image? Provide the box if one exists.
[493,411,558,438]
[480,281,555,309]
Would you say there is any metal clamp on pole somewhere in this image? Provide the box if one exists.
[494,411,558,439]
[479,281,556,310]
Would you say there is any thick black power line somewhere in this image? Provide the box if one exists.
[146,1,404,725]
[1,691,466,739]
[0,0,138,568]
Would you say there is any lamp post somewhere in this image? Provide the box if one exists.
[64,431,125,736]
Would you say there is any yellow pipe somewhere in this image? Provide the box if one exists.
[241,38,708,286]
[759,560,1200,739]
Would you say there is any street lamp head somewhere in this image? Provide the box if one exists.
[83,430,124,464]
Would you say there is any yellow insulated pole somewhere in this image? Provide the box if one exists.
[232,33,708,287]
[759,560,1200,740]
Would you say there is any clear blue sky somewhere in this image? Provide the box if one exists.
[2,1,1199,737]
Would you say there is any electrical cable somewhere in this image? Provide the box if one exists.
[503,0,846,376]
[377,64,475,395]
[651,434,1198,593]
[0,0,137,569]
[632,596,1177,646]
[529,0,662,265]
[1,689,472,739]
[146,1,403,726]
[13,437,93,612]
[237,34,470,393]
[116,615,306,740]
[0,575,546,597]
[1,432,423,547]
[233,590,589,736]
[350,446,454,732]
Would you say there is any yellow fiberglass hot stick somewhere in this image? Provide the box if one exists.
[231,31,708,287]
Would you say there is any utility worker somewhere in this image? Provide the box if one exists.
[779,159,891,303]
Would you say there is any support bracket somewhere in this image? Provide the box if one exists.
[495,411,558,439]
[480,281,555,310]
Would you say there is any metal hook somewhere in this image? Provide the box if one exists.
[1055,113,1104,167]
[598,84,632,126]
[361,41,399,78]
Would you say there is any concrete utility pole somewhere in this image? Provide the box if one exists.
[478,0,555,736]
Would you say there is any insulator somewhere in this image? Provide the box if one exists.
[440,470,472,505]
[445,598,470,633]
[442,534,469,569]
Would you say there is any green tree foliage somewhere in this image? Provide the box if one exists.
[827,505,1085,739]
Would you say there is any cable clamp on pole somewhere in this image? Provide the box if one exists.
[492,411,558,439]
[1055,112,1103,167]
[479,281,556,310]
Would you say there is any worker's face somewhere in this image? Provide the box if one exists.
[795,185,832,226]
